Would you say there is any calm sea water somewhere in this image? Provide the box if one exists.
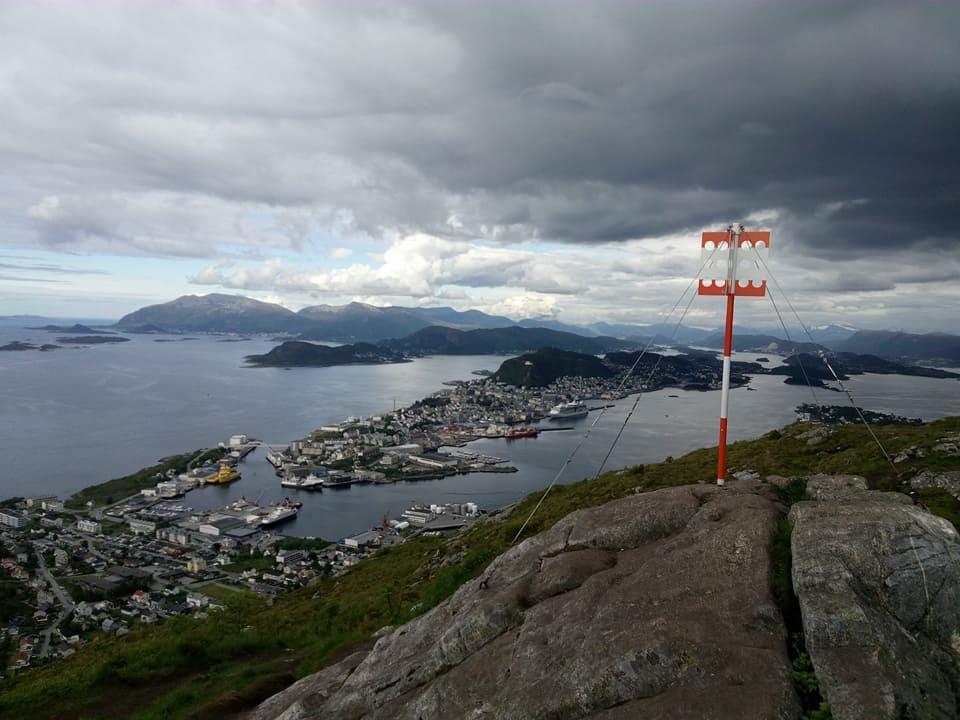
[1,325,957,540]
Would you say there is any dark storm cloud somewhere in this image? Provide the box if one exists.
[401,1,960,255]
[2,1,958,266]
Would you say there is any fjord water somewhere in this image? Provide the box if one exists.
[1,326,958,540]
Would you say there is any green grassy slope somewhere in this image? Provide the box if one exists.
[4,417,959,720]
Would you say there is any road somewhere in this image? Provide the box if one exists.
[34,545,75,658]
[85,537,108,562]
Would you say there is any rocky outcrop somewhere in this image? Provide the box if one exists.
[790,474,960,720]
[252,482,799,720]
[252,475,960,720]
[250,651,368,720]
[911,469,960,501]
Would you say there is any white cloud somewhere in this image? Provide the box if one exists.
[330,247,353,259]
[480,293,559,319]
[27,196,61,221]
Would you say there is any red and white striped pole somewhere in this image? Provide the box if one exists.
[716,225,739,486]
[698,224,770,487]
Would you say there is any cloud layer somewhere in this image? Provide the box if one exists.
[1,1,958,327]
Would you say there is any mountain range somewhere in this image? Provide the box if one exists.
[97,293,959,364]
[835,330,960,365]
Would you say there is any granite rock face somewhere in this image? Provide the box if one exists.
[252,482,799,720]
[790,477,960,720]
[248,651,368,720]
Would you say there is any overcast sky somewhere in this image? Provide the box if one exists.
[1,1,958,330]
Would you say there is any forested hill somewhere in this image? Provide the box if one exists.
[384,325,631,355]
[244,341,405,367]
[492,347,614,387]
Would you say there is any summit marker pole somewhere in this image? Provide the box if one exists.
[698,224,771,486]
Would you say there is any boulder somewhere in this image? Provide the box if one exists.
[253,482,799,720]
[790,483,960,720]
[911,469,960,501]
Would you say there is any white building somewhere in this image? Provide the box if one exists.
[77,519,102,534]
[0,509,28,529]
[382,443,424,457]
[128,518,157,535]
[156,481,183,499]
[228,434,248,447]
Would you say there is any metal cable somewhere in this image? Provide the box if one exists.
[754,251,899,476]
[505,245,720,547]
[593,288,699,480]
[765,287,821,407]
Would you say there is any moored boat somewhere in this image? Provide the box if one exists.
[548,401,589,420]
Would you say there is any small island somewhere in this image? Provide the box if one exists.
[769,352,960,386]
[28,323,114,334]
[245,340,407,367]
[0,341,60,352]
[56,335,131,345]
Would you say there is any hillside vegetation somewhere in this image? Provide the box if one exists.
[493,347,613,386]
[4,417,959,720]
[65,448,226,509]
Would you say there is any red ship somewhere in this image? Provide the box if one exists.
[506,428,539,440]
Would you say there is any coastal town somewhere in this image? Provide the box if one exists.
[0,490,484,676]
[0,355,737,678]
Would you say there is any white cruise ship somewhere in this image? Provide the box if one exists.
[548,401,589,420]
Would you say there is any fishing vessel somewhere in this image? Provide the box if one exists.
[266,451,286,469]
[548,401,589,420]
[260,503,298,527]
[280,469,326,490]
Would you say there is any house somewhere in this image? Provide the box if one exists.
[26,496,57,508]
[40,516,64,529]
[185,593,209,609]
[275,549,306,565]
[74,601,94,618]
